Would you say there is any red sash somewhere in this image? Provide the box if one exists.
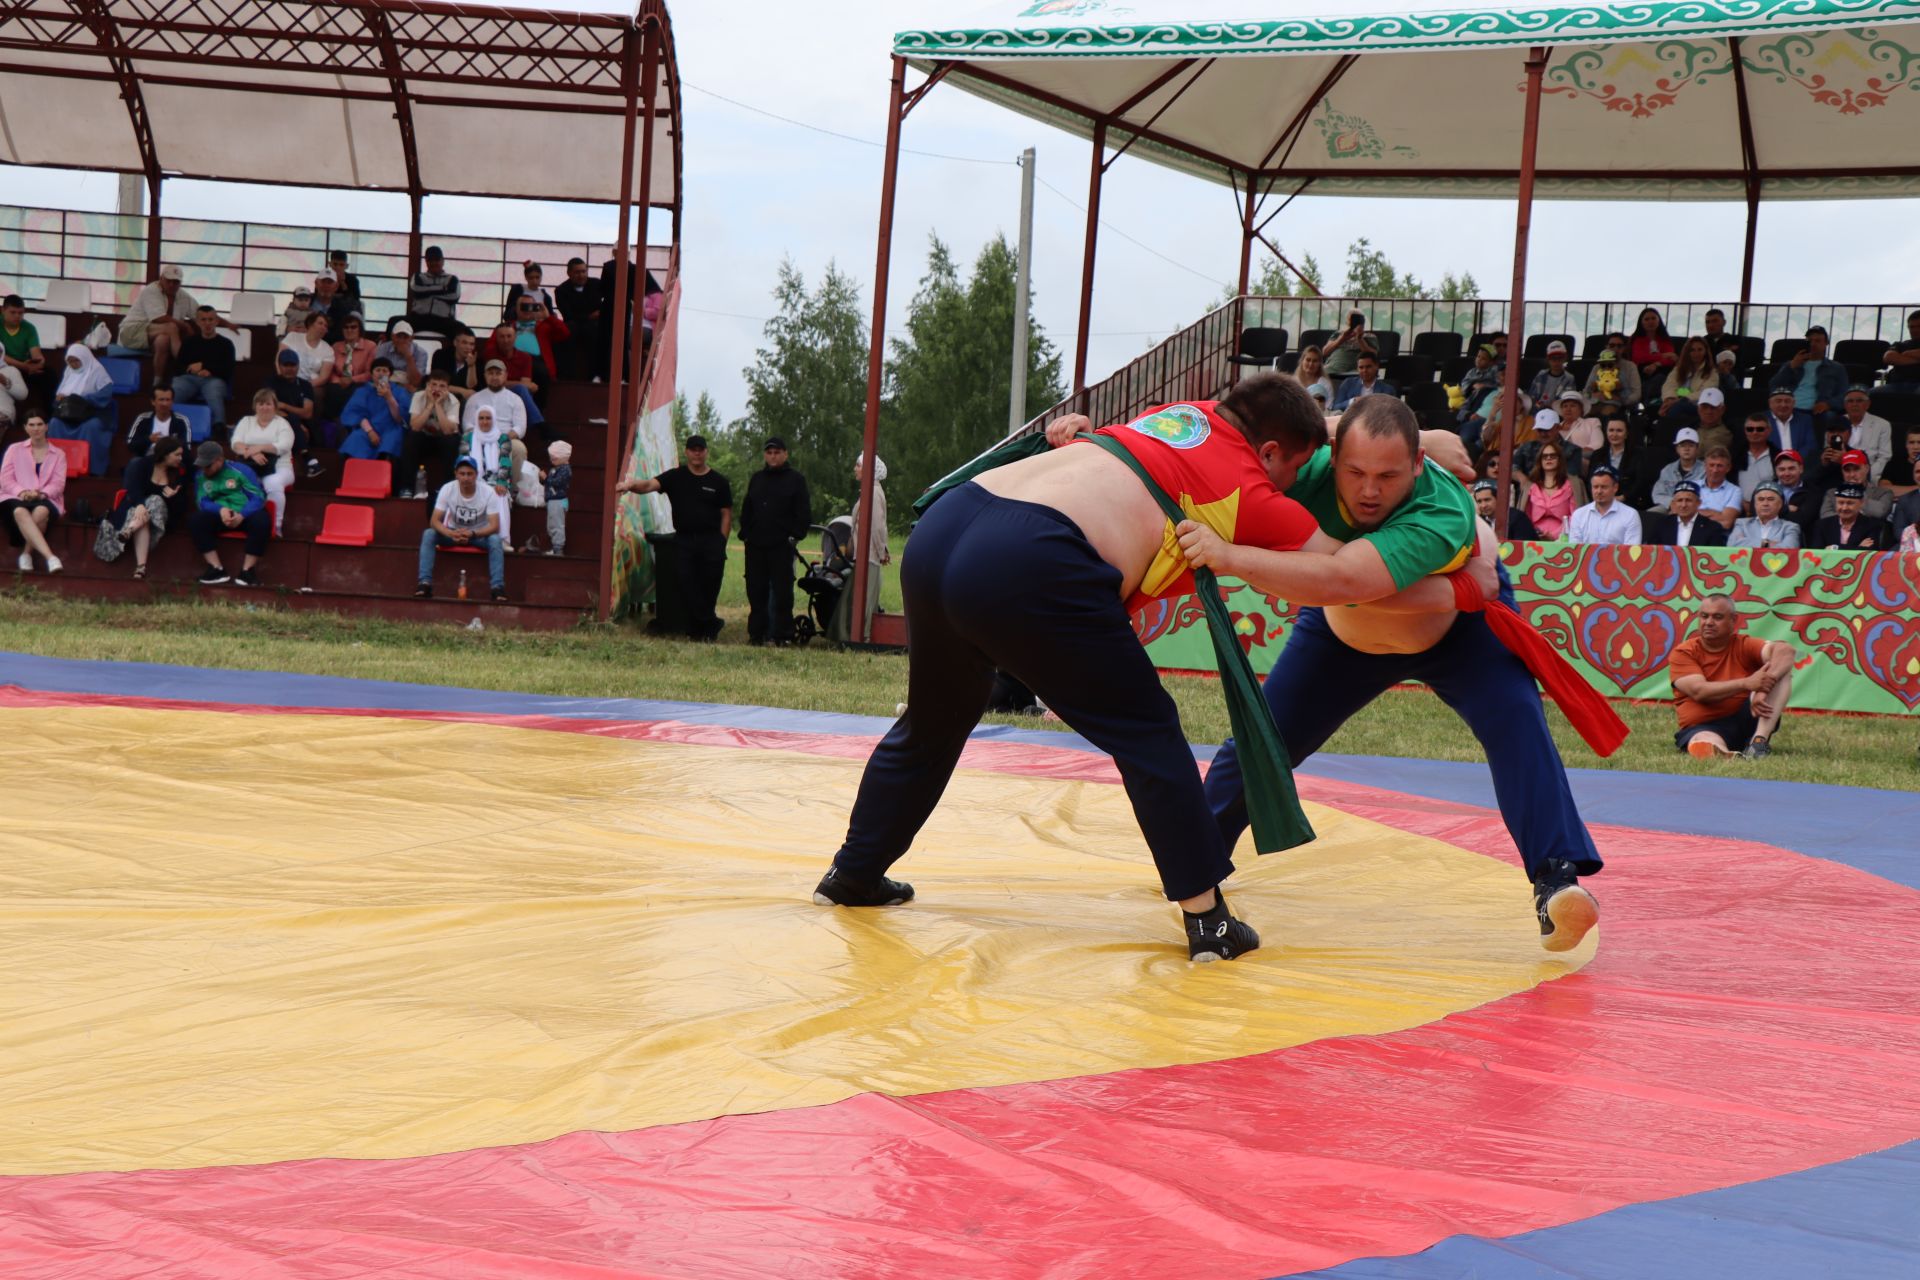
[1448,571,1629,757]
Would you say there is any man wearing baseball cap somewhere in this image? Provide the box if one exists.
[1816,448,1897,522]
[1770,449,1820,537]
[1768,324,1848,429]
[116,264,236,384]
[738,437,812,645]
[1527,339,1576,408]
[618,435,735,639]
[1692,385,1732,455]
[1650,426,1707,511]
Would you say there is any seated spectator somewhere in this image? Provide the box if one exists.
[373,321,426,391]
[1649,427,1707,512]
[282,283,314,334]
[324,314,378,420]
[118,265,233,382]
[188,440,270,586]
[1729,482,1802,549]
[1872,308,1920,417]
[48,342,116,476]
[399,246,462,338]
[1475,387,1532,462]
[1690,387,1732,456]
[1472,477,1537,541]
[1306,382,1331,413]
[1474,443,1530,515]
[1889,430,1920,500]
[1587,417,1655,509]
[1669,594,1795,759]
[1697,447,1744,530]
[1528,340,1576,408]
[482,323,548,419]
[1656,336,1720,426]
[281,312,334,385]
[1837,386,1892,481]
[1701,308,1743,367]
[1772,450,1820,538]
[1647,480,1727,548]
[1713,346,1741,390]
[312,274,355,332]
[266,349,320,476]
[1,410,66,573]
[1566,465,1639,545]
[1762,387,1816,458]
[464,358,532,478]
[432,330,483,403]
[1736,412,1777,502]
[554,257,603,381]
[1888,435,1920,545]
[399,369,463,498]
[1583,339,1641,421]
[1768,324,1848,431]
[339,357,413,464]
[229,387,297,534]
[327,249,364,318]
[172,305,236,433]
[125,385,189,456]
[1523,439,1585,539]
[415,457,507,601]
[508,289,570,399]
[1549,390,1602,459]
[1331,351,1395,411]
[460,405,517,545]
[1812,484,1887,550]
[1293,344,1335,407]
[1321,310,1377,379]
[95,435,191,577]
[1630,307,1677,403]
[1455,343,1503,450]
[502,261,556,322]
[1816,449,1897,522]
[0,294,46,430]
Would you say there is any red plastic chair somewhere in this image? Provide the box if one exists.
[313,503,376,547]
[219,500,277,540]
[48,438,89,475]
[335,458,392,499]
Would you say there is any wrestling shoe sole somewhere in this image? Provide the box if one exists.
[1687,739,1736,759]
[811,889,912,906]
[1540,884,1599,953]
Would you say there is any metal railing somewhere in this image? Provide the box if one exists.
[0,203,669,333]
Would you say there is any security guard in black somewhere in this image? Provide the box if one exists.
[618,435,734,639]
[739,436,812,644]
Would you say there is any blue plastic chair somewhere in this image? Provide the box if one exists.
[175,403,212,443]
[99,356,144,396]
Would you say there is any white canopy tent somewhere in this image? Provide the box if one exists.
[844,1,1920,630]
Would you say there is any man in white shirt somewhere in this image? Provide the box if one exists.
[462,359,529,440]
[1838,386,1892,481]
[1696,448,1744,530]
[1649,427,1707,511]
[279,312,334,385]
[119,264,237,383]
[415,456,506,602]
[1566,465,1641,545]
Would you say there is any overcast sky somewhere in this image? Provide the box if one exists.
[12,0,1920,425]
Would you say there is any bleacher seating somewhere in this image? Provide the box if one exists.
[222,500,278,539]
[100,357,143,396]
[1413,331,1463,363]
[176,404,212,443]
[1228,327,1288,369]
[313,504,376,547]
[42,280,91,312]
[335,458,392,499]
[1524,333,1575,358]
[49,438,90,474]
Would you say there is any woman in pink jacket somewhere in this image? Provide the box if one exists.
[1,410,67,573]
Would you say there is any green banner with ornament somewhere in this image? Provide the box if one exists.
[1135,543,1920,717]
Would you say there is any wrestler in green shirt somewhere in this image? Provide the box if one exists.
[1284,443,1479,588]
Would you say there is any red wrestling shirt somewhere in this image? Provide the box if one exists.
[1079,401,1318,611]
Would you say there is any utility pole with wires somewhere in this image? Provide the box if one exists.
[1009,147,1035,431]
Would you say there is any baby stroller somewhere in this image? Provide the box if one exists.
[790,516,854,645]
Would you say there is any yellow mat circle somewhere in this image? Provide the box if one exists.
[0,705,1589,1175]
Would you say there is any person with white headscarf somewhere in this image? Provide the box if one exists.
[853,453,890,631]
[48,343,117,475]
[459,405,514,545]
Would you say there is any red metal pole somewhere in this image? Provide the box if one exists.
[624,32,661,436]
[1237,173,1256,298]
[1738,184,1760,333]
[1492,48,1548,541]
[598,31,641,624]
[1071,121,1107,404]
[145,175,162,280]
[406,193,423,290]
[850,56,908,646]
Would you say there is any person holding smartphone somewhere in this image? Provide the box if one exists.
[1321,309,1377,379]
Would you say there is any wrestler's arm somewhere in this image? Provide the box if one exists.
[1178,519,1498,610]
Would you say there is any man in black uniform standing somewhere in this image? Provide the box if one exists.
[739,437,812,646]
[618,435,734,639]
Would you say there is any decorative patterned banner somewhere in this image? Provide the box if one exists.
[1138,543,1920,717]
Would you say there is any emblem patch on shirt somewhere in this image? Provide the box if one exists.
[1122,404,1211,450]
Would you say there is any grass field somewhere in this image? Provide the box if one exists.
[4,580,1914,792]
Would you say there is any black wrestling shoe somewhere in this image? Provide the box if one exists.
[1533,858,1599,953]
[812,866,914,907]
[1184,890,1260,962]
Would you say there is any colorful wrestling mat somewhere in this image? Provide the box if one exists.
[2,651,1916,1278]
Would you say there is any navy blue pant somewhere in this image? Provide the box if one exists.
[1205,592,1602,883]
[833,483,1236,902]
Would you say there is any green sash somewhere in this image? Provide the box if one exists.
[912,431,1051,518]
[1078,432,1314,855]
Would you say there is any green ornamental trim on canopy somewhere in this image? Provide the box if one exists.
[898,0,1920,58]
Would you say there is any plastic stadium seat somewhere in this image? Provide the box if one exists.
[48,438,89,475]
[1228,327,1288,368]
[1735,335,1765,371]
[99,356,143,395]
[230,328,254,362]
[175,404,212,443]
[1770,337,1810,364]
[1412,331,1464,362]
[1371,331,1401,362]
[1386,353,1436,387]
[313,503,376,547]
[335,458,392,499]
[230,292,275,326]
[111,489,126,509]
[220,500,277,539]
[1833,339,1883,376]
[1298,328,1334,353]
[42,280,91,312]
[412,336,443,366]
[1524,333,1576,359]
[24,312,66,348]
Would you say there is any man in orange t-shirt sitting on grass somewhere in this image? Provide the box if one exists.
[1669,594,1798,760]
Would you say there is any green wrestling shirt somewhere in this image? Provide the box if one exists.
[1284,445,1478,589]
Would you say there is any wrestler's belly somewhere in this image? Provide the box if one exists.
[1324,604,1455,654]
